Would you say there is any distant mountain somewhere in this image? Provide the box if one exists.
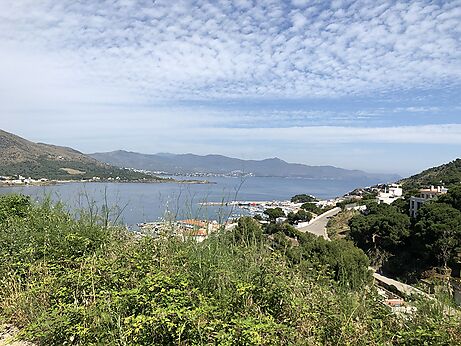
[401,159,461,188]
[90,150,400,182]
[0,130,152,181]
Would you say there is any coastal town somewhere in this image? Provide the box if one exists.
[2,0,461,343]
[0,174,125,186]
[135,182,460,312]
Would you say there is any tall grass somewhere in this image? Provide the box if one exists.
[0,194,460,345]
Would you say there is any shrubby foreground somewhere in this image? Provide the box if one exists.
[0,195,460,345]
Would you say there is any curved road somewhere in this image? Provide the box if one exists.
[296,207,341,240]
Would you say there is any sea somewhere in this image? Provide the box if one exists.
[0,176,378,226]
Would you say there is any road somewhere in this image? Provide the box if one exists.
[372,271,430,298]
[296,206,437,307]
[296,207,341,240]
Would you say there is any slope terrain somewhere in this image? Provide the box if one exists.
[0,130,150,180]
[401,158,461,188]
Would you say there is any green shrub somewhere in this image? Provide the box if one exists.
[0,195,460,345]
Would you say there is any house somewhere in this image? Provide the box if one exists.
[189,229,208,243]
[376,184,403,205]
[177,219,220,242]
[409,186,448,218]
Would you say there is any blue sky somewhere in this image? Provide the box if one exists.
[0,0,460,176]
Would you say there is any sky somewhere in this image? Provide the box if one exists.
[0,0,460,176]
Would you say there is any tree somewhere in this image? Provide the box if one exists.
[287,209,312,225]
[296,236,371,289]
[391,197,409,215]
[231,216,263,245]
[290,194,317,203]
[335,199,357,211]
[264,207,285,221]
[439,185,461,212]
[414,202,461,268]
[349,204,410,266]
[300,202,322,215]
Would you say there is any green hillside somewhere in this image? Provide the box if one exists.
[0,129,156,181]
[0,157,152,181]
[402,159,461,189]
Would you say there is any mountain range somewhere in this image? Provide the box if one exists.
[5,128,461,187]
[90,150,401,182]
[0,129,151,181]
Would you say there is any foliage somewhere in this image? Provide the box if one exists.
[286,209,312,225]
[439,185,461,212]
[290,194,317,203]
[0,194,31,222]
[335,199,357,211]
[402,158,461,189]
[414,202,461,268]
[230,216,264,245]
[390,197,410,215]
[294,234,372,290]
[0,195,460,345]
[0,156,155,181]
[263,207,285,221]
[326,209,357,239]
[349,203,410,257]
[361,191,378,201]
[300,202,322,215]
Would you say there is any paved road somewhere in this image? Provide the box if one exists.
[372,271,430,298]
[296,207,341,240]
[296,207,436,305]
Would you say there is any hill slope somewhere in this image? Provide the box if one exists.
[90,150,400,182]
[0,130,150,180]
[401,158,461,188]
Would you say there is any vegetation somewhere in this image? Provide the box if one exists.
[439,185,461,211]
[0,129,159,182]
[300,202,322,214]
[326,209,358,239]
[401,158,461,189]
[290,194,317,203]
[348,187,461,280]
[349,203,411,265]
[414,203,461,269]
[0,157,155,181]
[335,198,358,210]
[263,207,285,221]
[299,202,334,216]
[286,209,312,225]
[1,194,460,345]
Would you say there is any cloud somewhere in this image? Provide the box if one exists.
[0,0,460,175]
[0,0,460,101]
[183,123,461,145]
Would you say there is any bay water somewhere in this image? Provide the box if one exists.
[0,176,377,226]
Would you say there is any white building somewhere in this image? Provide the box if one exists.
[376,184,403,205]
[409,186,448,218]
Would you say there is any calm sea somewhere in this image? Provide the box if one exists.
[0,176,377,226]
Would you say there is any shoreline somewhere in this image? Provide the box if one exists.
[0,178,214,188]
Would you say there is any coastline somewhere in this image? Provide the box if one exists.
[0,178,214,188]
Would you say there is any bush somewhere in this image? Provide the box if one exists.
[0,195,460,345]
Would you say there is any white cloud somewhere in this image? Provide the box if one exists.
[185,124,461,145]
[0,0,459,101]
[0,0,460,175]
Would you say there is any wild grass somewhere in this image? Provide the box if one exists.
[0,194,460,345]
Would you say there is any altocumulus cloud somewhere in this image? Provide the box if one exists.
[0,0,460,99]
[0,0,460,174]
